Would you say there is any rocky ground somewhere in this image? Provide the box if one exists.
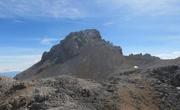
[0,75,115,110]
[1,65,180,110]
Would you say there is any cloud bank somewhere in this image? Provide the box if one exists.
[0,0,180,19]
[41,37,59,45]
[156,51,180,59]
[0,0,85,19]
[0,55,41,72]
[97,0,180,16]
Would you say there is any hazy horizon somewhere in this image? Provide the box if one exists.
[0,0,180,72]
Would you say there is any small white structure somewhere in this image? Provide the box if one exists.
[176,87,180,90]
[134,66,139,69]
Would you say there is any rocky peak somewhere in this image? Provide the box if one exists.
[15,29,125,80]
[41,29,103,64]
[67,29,101,40]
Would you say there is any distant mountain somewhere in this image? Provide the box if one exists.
[0,71,19,78]
[15,29,161,80]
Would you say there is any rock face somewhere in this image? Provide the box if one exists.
[41,29,103,63]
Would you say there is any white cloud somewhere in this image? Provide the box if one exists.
[156,51,180,59]
[0,0,85,19]
[97,0,180,16]
[0,55,41,72]
[103,21,114,26]
[0,47,46,72]
[41,37,59,45]
[0,0,179,19]
[13,19,24,23]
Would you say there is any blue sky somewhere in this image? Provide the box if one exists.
[0,0,180,72]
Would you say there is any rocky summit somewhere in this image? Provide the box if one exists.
[15,29,160,80]
[1,29,180,110]
[15,29,126,80]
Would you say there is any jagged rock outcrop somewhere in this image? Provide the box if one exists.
[41,29,103,63]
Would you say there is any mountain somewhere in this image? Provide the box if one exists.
[2,29,180,110]
[15,29,161,80]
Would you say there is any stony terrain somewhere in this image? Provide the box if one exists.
[0,76,115,110]
[1,29,180,110]
[1,65,180,110]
